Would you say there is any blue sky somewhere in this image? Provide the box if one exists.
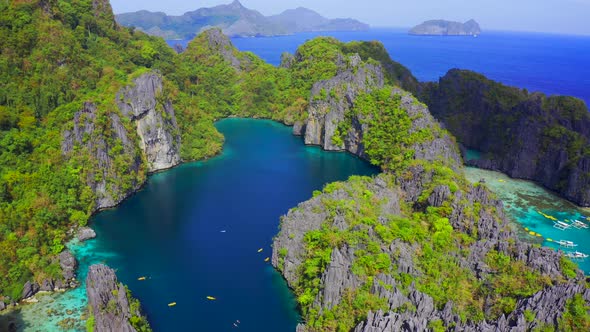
[110,0,590,35]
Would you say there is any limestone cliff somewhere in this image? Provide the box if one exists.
[422,69,590,206]
[296,54,460,169]
[117,72,181,172]
[62,72,181,210]
[62,102,144,210]
[86,264,150,332]
[273,170,587,331]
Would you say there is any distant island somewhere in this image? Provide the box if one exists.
[409,19,481,36]
[115,0,369,39]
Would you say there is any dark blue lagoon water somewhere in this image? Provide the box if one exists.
[170,28,590,104]
[84,119,375,331]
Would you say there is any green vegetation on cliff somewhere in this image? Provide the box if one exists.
[0,0,422,302]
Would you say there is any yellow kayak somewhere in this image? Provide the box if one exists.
[207,296,216,300]
[258,248,263,253]
[264,257,270,262]
[168,302,176,307]
[138,276,146,281]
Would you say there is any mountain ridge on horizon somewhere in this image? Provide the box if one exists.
[116,0,369,39]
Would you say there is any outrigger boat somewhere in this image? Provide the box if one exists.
[556,240,577,248]
[565,251,589,259]
[572,220,589,229]
[553,220,571,230]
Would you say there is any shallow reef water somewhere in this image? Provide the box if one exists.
[464,167,590,273]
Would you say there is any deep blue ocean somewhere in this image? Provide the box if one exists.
[169,28,590,105]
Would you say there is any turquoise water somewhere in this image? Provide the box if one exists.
[464,167,590,273]
[5,119,377,331]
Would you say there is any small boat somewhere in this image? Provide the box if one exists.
[572,220,589,229]
[498,179,505,183]
[565,251,589,259]
[258,248,263,253]
[233,323,238,328]
[168,302,177,307]
[557,240,577,248]
[206,296,216,300]
[138,276,146,281]
[220,230,226,233]
[264,257,270,262]
[553,221,571,230]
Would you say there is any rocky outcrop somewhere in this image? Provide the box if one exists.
[0,301,5,311]
[86,264,138,332]
[273,167,586,331]
[77,227,97,241]
[21,281,39,300]
[301,53,383,155]
[62,72,181,210]
[202,29,243,70]
[422,69,590,206]
[62,102,143,210]
[117,72,181,172]
[409,19,481,36]
[59,250,78,281]
[296,54,461,169]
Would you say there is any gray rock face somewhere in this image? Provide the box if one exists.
[117,71,181,172]
[39,279,55,292]
[77,227,96,241]
[62,102,143,210]
[273,166,586,331]
[21,281,40,300]
[409,19,481,36]
[86,264,136,332]
[297,57,461,170]
[202,29,243,69]
[59,250,78,281]
[302,53,383,155]
[0,301,5,311]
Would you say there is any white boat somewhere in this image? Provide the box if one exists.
[557,240,577,248]
[553,221,571,230]
[572,220,589,229]
[565,251,589,259]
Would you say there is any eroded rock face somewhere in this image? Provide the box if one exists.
[273,169,587,331]
[86,264,136,332]
[117,72,181,172]
[302,53,383,155]
[59,250,78,281]
[0,301,5,311]
[297,55,461,170]
[62,102,143,210]
[21,281,39,300]
[203,28,244,70]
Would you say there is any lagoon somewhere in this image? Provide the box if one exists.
[4,118,377,331]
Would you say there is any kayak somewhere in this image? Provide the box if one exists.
[168,302,176,307]
[207,296,216,300]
